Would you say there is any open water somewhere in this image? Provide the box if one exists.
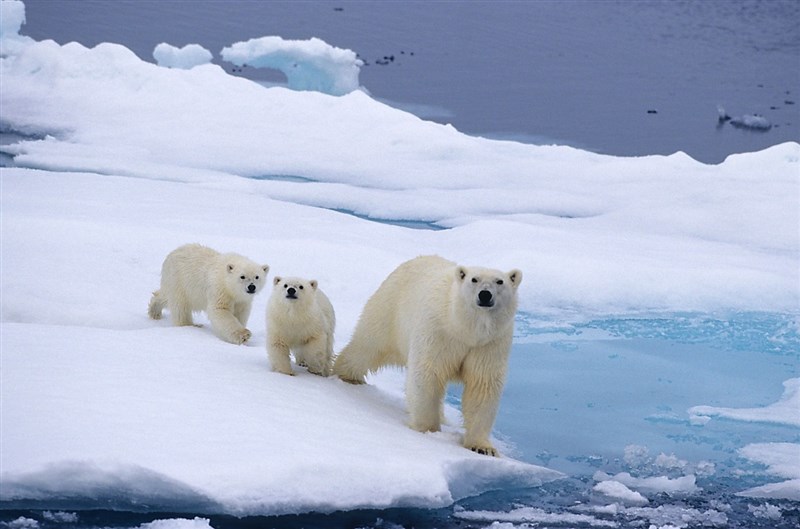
[19,0,800,163]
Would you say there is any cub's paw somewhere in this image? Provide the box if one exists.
[467,444,499,457]
[231,328,252,345]
[337,375,366,385]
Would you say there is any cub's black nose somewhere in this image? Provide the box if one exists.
[247,284,256,293]
[287,287,297,298]
[478,290,494,307]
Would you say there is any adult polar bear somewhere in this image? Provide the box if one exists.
[334,255,522,456]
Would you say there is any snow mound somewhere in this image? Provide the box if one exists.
[0,0,33,56]
[221,36,362,95]
[0,319,561,515]
[153,43,212,69]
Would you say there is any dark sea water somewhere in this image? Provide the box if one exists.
[20,0,800,164]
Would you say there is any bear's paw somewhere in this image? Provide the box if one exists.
[468,444,499,457]
[231,328,252,345]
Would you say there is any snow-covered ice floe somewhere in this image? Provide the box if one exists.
[1,0,799,520]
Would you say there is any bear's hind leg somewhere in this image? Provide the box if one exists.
[298,336,331,377]
[148,290,166,320]
[168,300,194,327]
[406,366,446,433]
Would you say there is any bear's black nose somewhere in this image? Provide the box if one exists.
[478,290,494,307]
[287,287,297,298]
[247,284,256,294]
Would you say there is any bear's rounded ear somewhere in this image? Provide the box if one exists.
[310,280,318,290]
[456,266,467,282]
[508,269,523,287]
[227,264,235,273]
[262,264,270,274]
[273,276,282,286]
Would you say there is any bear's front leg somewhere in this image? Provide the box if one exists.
[233,302,253,327]
[406,357,446,433]
[208,305,251,344]
[268,341,294,375]
[461,378,504,456]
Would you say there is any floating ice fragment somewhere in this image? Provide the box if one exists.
[221,36,362,95]
[594,471,699,495]
[688,378,800,427]
[153,43,213,69]
[717,105,772,131]
[593,479,649,505]
[738,442,800,500]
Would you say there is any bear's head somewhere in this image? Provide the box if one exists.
[226,259,269,298]
[272,276,318,305]
[455,265,522,312]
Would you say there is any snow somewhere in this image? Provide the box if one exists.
[689,377,800,427]
[220,36,362,96]
[0,0,32,55]
[153,42,212,69]
[1,0,799,519]
[738,443,800,500]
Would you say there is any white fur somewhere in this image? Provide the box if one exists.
[333,255,522,456]
[148,243,269,344]
[266,276,335,376]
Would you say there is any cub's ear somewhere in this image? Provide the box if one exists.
[508,269,523,287]
[262,264,270,274]
[227,264,235,273]
[273,276,282,286]
[456,266,468,282]
[310,280,318,290]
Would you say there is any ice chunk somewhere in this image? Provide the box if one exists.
[0,0,33,55]
[688,378,800,427]
[221,36,362,95]
[593,471,699,495]
[738,442,800,500]
[153,43,212,69]
[140,519,214,529]
[593,479,649,505]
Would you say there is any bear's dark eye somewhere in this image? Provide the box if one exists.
[496,279,504,285]
[255,276,259,280]
[240,275,246,280]
[283,284,288,289]
[471,277,478,283]
[299,285,304,289]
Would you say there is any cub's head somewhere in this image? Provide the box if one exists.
[455,265,522,311]
[225,258,269,297]
[272,276,318,305]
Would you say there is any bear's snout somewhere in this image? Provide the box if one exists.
[477,290,494,307]
[286,287,298,299]
[247,283,257,294]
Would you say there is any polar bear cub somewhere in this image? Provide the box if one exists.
[333,255,522,456]
[266,276,335,376]
[148,243,269,345]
